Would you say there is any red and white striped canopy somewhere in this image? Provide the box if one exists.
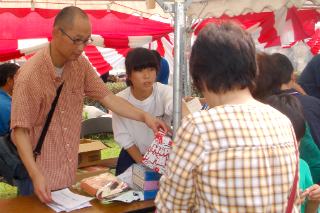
[82,34,174,76]
[193,7,319,49]
[307,29,320,55]
[0,8,174,75]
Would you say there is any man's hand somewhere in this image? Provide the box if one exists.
[32,173,53,203]
[144,113,172,136]
[14,127,53,203]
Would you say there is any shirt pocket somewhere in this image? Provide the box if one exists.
[64,87,84,115]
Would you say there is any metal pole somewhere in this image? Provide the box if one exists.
[183,14,188,97]
[172,0,184,138]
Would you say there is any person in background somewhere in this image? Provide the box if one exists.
[265,94,320,213]
[151,50,169,85]
[0,63,18,134]
[113,47,189,176]
[0,63,34,196]
[272,53,320,183]
[297,54,320,99]
[11,6,168,203]
[251,52,282,102]
[155,21,299,212]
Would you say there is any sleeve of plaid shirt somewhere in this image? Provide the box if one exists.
[155,115,204,212]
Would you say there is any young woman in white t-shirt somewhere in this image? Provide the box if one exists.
[112,47,189,175]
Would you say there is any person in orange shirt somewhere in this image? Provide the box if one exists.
[11,6,168,203]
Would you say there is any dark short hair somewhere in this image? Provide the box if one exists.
[265,94,306,141]
[151,50,162,67]
[125,47,160,87]
[189,21,257,94]
[251,52,282,101]
[53,6,89,30]
[0,63,19,86]
[272,53,294,85]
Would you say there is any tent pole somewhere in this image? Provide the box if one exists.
[172,0,185,137]
[183,13,188,97]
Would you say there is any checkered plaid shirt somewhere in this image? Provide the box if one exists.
[155,104,300,213]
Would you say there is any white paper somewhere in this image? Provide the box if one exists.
[47,201,92,212]
[186,98,202,113]
[46,188,94,212]
[117,166,134,187]
[109,190,144,203]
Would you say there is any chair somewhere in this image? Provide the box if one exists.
[80,116,118,168]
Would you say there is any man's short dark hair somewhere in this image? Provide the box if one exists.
[53,6,89,30]
[189,21,257,94]
[265,94,306,141]
[0,63,19,86]
[125,47,160,87]
[272,53,294,85]
[251,52,282,101]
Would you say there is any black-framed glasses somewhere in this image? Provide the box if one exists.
[59,28,93,45]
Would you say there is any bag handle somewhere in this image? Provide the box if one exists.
[285,127,299,213]
[33,82,64,161]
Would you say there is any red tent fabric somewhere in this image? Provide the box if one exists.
[193,8,319,49]
[307,29,320,55]
[0,8,174,75]
[0,8,173,59]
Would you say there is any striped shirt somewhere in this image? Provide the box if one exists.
[11,44,110,190]
[155,104,300,213]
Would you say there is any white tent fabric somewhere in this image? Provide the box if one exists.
[0,0,171,18]
[187,0,320,19]
[2,0,320,20]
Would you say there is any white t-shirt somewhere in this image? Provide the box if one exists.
[112,82,173,155]
[54,66,64,77]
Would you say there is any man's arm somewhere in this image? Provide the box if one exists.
[100,93,170,135]
[14,127,53,203]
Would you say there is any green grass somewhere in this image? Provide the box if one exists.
[101,139,122,159]
[0,133,121,200]
[0,183,17,199]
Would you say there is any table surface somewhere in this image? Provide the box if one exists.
[0,188,155,213]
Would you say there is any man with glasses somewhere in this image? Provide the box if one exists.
[11,6,168,203]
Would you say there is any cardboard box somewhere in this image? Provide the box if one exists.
[78,139,108,168]
[132,164,161,181]
[75,165,110,183]
[134,186,159,200]
[132,173,159,191]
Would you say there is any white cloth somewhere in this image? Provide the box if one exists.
[83,106,107,119]
[54,66,64,77]
[112,82,173,155]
